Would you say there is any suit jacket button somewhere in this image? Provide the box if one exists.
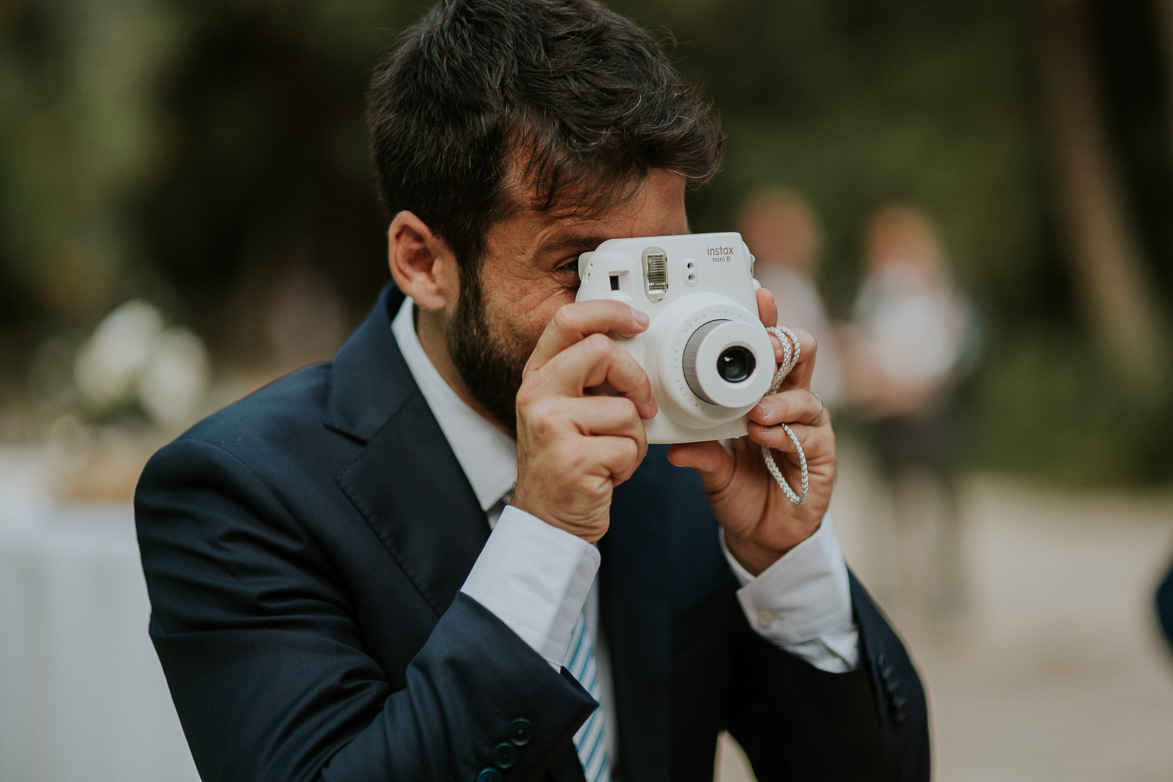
[893,696,909,723]
[493,742,519,769]
[477,769,504,782]
[509,718,534,746]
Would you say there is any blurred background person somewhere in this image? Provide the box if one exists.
[1156,564,1173,652]
[736,186,844,405]
[843,204,981,616]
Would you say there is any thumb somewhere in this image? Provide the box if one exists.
[666,441,735,493]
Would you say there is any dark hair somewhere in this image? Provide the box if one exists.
[365,0,723,270]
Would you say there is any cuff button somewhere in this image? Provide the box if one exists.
[894,696,910,723]
[493,742,519,769]
[509,718,534,746]
[477,769,504,782]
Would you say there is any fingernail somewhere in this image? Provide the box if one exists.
[754,401,774,419]
[629,307,650,326]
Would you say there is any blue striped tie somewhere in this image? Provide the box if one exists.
[566,615,611,782]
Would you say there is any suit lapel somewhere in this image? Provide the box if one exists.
[329,286,489,617]
[337,394,489,618]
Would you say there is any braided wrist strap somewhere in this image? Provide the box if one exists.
[761,326,808,506]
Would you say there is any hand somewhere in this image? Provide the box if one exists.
[512,301,658,543]
[667,288,837,575]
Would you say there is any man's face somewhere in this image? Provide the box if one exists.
[447,169,689,430]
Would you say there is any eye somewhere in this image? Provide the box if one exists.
[555,258,581,279]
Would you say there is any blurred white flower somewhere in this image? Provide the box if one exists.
[137,327,210,427]
[74,299,164,409]
[71,298,211,428]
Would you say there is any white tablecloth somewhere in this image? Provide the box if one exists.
[0,498,199,782]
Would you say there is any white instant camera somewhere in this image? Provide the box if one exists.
[575,232,775,444]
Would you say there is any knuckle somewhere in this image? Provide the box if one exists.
[614,433,642,471]
[582,335,618,370]
[523,397,563,438]
[515,379,541,411]
[551,305,578,333]
[585,478,611,503]
[584,332,613,355]
[560,443,594,477]
[624,436,643,465]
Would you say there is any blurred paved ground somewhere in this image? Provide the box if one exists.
[6,442,1172,780]
[717,442,1173,781]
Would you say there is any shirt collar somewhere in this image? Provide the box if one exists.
[391,298,518,512]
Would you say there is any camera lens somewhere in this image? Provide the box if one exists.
[682,318,771,408]
[717,347,755,383]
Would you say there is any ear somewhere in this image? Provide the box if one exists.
[387,211,459,311]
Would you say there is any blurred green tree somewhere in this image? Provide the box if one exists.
[1,0,1170,483]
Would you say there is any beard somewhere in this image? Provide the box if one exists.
[445,271,529,433]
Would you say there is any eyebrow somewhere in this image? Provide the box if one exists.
[537,233,611,257]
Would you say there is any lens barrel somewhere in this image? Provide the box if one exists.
[682,319,767,406]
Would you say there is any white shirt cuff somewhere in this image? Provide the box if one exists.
[722,516,860,672]
[460,506,599,670]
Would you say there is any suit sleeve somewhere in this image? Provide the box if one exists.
[726,573,931,782]
[135,437,595,782]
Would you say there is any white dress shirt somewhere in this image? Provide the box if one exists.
[390,298,860,756]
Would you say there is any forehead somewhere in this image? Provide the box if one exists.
[489,170,689,256]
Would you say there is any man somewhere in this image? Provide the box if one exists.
[135,1,930,780]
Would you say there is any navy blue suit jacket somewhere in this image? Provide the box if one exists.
[1156,564,1173,650]
[136,285,929,781]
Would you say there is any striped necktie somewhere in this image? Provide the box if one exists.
[566,615,611,782]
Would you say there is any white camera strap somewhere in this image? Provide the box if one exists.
[762,326,808,506]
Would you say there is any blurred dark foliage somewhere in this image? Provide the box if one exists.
[0,0,1170,483]
[130,4,395,349]
[1096,0,1173,295]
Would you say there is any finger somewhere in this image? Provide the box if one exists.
[746,419,832,458]
[565,434,646,485]
[666,440,735,493]
[755,286,779,329]
[747,422,809,454]
[527,332,657,419]
[757,286,809,380]
[748,388,829,428]
[770,327,818,390]
[527,300,650,374]
[519,393,645,444]
[564,394,649,443]
[753,286,810,379]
